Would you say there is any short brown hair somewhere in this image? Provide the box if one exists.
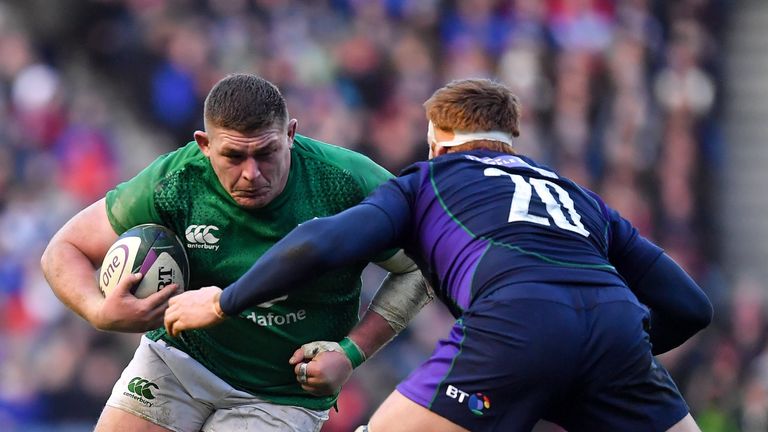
[204,73,288,132]
[424,79,521,154]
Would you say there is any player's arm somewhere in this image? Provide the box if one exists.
[290,252,433,395]
[164,203,402,336]
[628,253,712,354]
[40,198,177,332]
[164,175,416,336]
[356,251,432,356]
[280,155,431,394]
[223,203,402,313]
[606,207,713,354]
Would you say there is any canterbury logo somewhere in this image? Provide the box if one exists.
[127,377,159,399]
[185,225,220,244]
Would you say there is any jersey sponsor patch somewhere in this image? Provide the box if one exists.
[244,310,308,327]
[445,385,491,417]
[243,295,308,327]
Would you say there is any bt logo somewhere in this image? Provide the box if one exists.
[446,385,491,416]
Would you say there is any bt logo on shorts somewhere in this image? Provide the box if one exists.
[446,385,491,416]
[185,225,220,251]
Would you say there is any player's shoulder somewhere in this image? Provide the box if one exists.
[292,134,394,193]
[144,141,207,178]
[106,142,206,232]
[293,134,386,172]
[111,141,206,196]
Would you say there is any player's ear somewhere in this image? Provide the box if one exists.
[287,119,298,146]
[194,130,211,156]
[433,144,449,157]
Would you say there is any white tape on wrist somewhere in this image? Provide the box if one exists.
[376,250,417,274]
[302,341,343,359]
[369,271,433,334]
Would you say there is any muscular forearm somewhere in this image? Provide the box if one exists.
[349,272,431,357]
[347,311,398,359]
[41,240,103,324]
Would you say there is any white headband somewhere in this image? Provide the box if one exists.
[428,121,514,147]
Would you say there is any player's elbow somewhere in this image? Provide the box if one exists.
[684,290,714,334]
[40,240,55,279]
[694,295,714,331]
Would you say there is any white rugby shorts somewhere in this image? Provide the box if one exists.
[106,336,329,432]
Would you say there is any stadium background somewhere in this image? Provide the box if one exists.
[0,0,763,431]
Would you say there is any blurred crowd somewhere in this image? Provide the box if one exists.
[0,0,753,431]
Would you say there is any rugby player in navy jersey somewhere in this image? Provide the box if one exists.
[166,79,712,432]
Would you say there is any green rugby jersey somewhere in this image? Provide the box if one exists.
[105,134,393,410]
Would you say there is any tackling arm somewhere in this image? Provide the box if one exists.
[219,203,401,316]
[625,252,713,355]
[606,205,713,354]
[166,178,416,339]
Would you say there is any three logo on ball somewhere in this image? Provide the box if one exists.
[99,224,189,299]
[100,241,135,293]
[185,224,220,250]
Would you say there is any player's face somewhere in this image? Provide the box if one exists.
[197,119,296,209]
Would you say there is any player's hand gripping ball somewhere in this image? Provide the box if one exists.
[99,224,189,298]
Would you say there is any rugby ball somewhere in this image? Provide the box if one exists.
[99,224,189,299]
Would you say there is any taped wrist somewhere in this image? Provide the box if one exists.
[369,271,433,334]
[302,341,343,358]
[339,337,366,369]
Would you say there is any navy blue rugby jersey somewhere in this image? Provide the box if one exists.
[361,150,654,317]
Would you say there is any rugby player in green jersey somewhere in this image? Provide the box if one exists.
[40,73,430,432]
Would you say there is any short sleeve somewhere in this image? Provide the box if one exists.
[105,143,201,233]
[105,168,162,234]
